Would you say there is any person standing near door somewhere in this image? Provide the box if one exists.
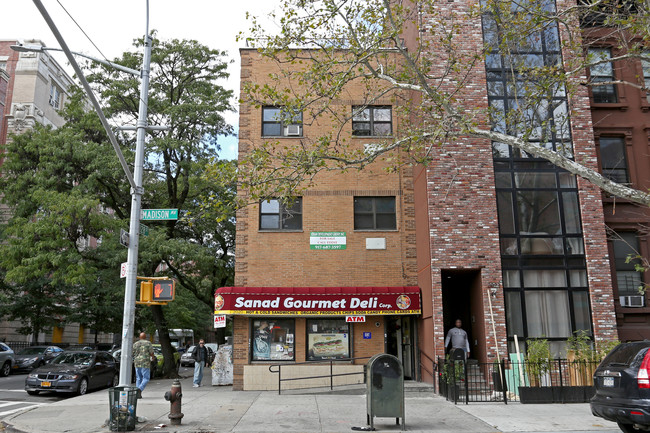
[192,339,210,387]
[444,319,470,359]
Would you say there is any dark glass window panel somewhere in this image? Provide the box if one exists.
[259,198,302,231]
[559,173,577,188]
[562,192,581,234]
[352,106,392,136]
[376,214,397,230]
[252,319,295,361]
[373,123,392,136]
[495,172,512,188]
[497,191,516,234]
[282,214,302,230]
[516,190,561,234]
[260,215,280,230]
[599,137,629,183]
[354,214,374,230]
[522,270,567,287]
[613,232,640,271]
[501,238,518,255]
[354,196,396,230]
[525,290,571,338]
[354,197,373,212]
[493,142,510,158]
[514,172,557,189]
[572,291,592,334]
[589,48,618,103]
[565,237,584,255]
[375,197,396,213]
[505,291,525,337]
[262,123,282,137]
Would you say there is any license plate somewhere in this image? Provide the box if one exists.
[41,381,51,388]
[603,377,614,387]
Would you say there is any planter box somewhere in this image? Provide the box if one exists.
[519,386,555,404]
[519,386,595,404]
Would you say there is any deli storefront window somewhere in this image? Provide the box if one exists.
[252,319,295,361]
[307,319,350,361]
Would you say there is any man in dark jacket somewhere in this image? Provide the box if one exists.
[192,339,210,387]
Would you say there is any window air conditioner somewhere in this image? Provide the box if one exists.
[620,295,645,307]
[284,124,301,136]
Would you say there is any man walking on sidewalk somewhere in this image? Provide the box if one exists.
[133,332,154,397]
[192,339,210,387]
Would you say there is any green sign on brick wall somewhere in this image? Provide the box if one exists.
[310,231,346,250]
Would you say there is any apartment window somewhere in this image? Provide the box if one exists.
[262,106,302,137]
[598,137,629,183]
[251,319,295,361]
[352,106,392,136]
[642,53,650,103]
[49,83,62,109]
[0,61,6,71]
[612,232,643,296]
[354,196,396,230]
[259,198,302,230]
[589,48,617,103]
[307,319,350,361]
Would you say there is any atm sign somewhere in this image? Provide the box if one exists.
[346,316,366,323]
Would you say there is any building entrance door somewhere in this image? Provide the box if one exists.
[441,270,484,361]
[386,317,416,379]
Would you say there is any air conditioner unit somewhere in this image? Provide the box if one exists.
[284,124,301,136]
[620,295,645,307]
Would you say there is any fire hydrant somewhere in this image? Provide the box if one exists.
[164,378,184,425]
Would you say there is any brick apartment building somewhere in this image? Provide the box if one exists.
[582,23,650,340]
[219,0,646,390]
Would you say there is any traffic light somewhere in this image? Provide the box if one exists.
[140,281,153,303]
[137,279,175,305]
[152,280,175,302]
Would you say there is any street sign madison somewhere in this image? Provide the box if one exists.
[140,209,178,221]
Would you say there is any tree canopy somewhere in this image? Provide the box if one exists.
[236,0,650,206]
[0,37,235,373]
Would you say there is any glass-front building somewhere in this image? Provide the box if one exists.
[482,0,592,354]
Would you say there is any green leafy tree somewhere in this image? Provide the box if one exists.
[0,37,235,376]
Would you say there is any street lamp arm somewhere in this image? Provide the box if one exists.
[10,44,140,77]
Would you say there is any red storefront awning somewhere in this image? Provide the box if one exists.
[214,286,421,316]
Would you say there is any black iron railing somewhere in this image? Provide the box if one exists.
[268,356,371,395]
[436,357,601,404]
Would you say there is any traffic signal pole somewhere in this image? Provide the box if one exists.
[32,0,153,386]
[119,29,152,386]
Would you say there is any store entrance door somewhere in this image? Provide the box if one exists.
[386,317,416,379]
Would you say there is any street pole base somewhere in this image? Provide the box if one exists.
[169,412,184,426]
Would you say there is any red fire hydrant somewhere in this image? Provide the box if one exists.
[164,378,184,425]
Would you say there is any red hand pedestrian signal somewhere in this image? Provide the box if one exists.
[152,279,174,302]
[154,284,163,298]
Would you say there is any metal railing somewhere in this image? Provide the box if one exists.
[437,357,600,404]
[419,350,437,390]
[268,356,371,395]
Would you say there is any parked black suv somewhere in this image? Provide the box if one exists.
[591,341,650,433]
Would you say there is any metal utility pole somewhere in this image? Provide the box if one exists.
[31,0,154,386]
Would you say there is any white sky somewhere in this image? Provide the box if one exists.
[2,0,277,160]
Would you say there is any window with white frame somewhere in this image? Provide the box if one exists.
[259,198,302,230]
[49,83,62,109]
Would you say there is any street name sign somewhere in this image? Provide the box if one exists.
[141,209,178,221]
[139,224,149,236]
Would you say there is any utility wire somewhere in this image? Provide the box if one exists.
[55,0,111,65]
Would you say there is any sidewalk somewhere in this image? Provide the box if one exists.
[0,376,620,433]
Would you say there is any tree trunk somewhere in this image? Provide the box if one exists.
[150,304,179,378]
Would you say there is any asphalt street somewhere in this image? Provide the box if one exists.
[0,365,193,420]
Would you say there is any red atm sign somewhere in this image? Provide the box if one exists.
[346,316,366,323]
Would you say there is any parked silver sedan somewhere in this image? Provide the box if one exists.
[0,343,14,377]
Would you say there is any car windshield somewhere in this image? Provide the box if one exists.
[52,353,94,366]
[17,347,46,355]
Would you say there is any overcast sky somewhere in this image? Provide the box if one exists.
[2,0,277,160]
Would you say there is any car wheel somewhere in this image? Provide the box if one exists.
[111,374,119,387]
[26,390,39,396]
[618,422,643,433]
[0,362,10,377]
[77,378,88,396]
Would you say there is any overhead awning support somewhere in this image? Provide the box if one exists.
[214,286,421,316]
